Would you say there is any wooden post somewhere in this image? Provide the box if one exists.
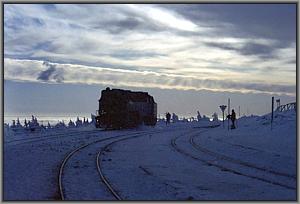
[228,98,230,131]
[271,96,274,130]
[223,111,224,128]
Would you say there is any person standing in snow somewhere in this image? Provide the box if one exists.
[166,112,171,125]
[231,109,236,129]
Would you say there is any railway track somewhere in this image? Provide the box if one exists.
[59,128,177,200]
[58,131,148,200]
[190,134,296,179]
[212,137,293,161]
[170,130,296,191]
[95,129,166,200]
[5,129,102,146]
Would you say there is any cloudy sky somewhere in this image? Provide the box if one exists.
[4,4,296,118]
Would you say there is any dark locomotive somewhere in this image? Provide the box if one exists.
[95,87,157,129]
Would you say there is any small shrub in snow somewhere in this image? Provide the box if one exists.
[172,113,179,123]
[68,120,76,128]
[76,117,83,127]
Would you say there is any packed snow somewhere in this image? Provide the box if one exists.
[3,110,296,200]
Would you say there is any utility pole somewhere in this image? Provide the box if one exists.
[271,96,274,130]
[228,98,230,131]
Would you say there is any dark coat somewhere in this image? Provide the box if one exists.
[231,112,236,121]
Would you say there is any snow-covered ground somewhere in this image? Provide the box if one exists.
[3,110,296,200]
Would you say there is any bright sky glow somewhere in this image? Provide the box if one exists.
[129,5,200,32]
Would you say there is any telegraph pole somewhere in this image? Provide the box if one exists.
[228,98,230,130]
[271,96,274,130]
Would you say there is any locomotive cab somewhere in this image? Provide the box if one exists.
[95,88,157,129]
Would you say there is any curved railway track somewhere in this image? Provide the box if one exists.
[170,130,296,191]
[190,134,296,179]
[95,129,163,200]
[96,149,122,200]
[59,128,172,200]
[211,137,294,163]
[59,131,147,200]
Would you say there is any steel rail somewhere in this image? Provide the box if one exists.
[190,133,296,179]
[170,131,296,191]
[95,127,188,200]
[5,129,102,146]
[59,129,168,200]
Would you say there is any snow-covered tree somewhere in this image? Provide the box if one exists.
[172,113,179,123]
[11,120,16,128]
[91,114,96,125]
[55,121,66,129]
[68,120,75,128]
[212,112,218,121]
[40,124,46,130]
[10,118,23,131]
[182,117,188,122]
[76,117,83,127]
[4,123,9,131]
[202,115,210,122]
[16,118,22,128]
[197,111,202,121]
[47,122,51,129]
[83,117,89,125]
[28,115,40,131]
[24,119,28,128]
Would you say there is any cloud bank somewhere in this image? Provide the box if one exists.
[37,61,64,82]
[4,58,295,96]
